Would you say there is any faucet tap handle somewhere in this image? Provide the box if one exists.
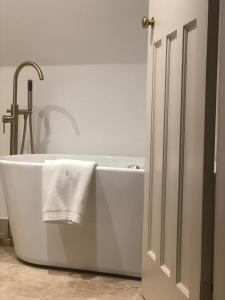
[2,115,13,134]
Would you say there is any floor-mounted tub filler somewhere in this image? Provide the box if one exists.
[0,154,144,277]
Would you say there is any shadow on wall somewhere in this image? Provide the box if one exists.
[32,104,80,153]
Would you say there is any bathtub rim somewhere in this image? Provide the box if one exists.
[0,154,145,173]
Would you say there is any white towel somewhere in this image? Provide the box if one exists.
[42,159,96,224]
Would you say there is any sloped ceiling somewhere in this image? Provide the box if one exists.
[0,0,148,66]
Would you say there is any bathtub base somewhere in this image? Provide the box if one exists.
[17,255,142,278]
[13,219,142,277]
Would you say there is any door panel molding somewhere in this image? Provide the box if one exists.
[160,30,177,278]
[148,39,163,260]
[176,20,197,296]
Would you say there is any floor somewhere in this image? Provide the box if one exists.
[0,246,143,300]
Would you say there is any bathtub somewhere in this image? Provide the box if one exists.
[0,154,144,277]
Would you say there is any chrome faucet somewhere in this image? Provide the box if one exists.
[2,61,44,155]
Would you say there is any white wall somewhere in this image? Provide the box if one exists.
[0,63,146,218]
[0,0,148,65]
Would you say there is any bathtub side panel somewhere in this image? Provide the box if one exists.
[96,169,144,276]
[1,163,144,276]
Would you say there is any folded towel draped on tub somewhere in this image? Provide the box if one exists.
[42,159,96,224]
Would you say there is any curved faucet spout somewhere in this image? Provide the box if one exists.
[13,61,44,105]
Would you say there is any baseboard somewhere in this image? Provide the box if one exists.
[0,219,8,234]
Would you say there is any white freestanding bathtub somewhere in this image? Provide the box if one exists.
[0,154,144,277]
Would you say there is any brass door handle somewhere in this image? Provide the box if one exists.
[142,17,155,29]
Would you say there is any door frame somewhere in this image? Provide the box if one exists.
[200,0,219,298]
[214,0,225,299]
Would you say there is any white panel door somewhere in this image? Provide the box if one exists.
[142,0,217,299]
